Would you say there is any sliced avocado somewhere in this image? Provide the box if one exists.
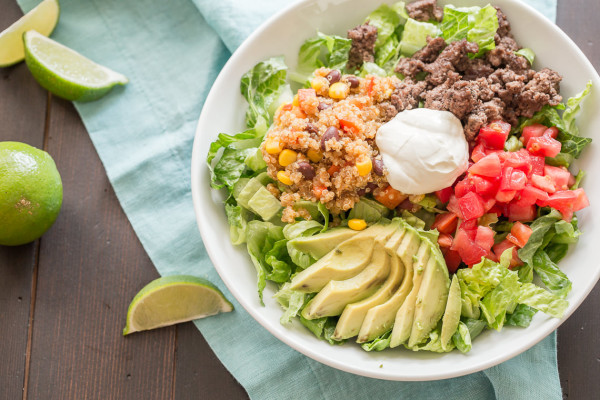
[389,242,430,348]
[232,177,250,201]
[301,241,391,319]
[236,178,265,209]
[289,223,394,292]
[357,244,414,343]
[255,171,272,186]
[397,226,421,271]
[332,234,405,340]
[407,244,450,348]
[288,228,358,261]
[383,225,406,255]
[441,275,462,351]
[248,186,282,221]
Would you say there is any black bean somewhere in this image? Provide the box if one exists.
[357,188,366,197]
[347,75,359,89]
[297,162,315,180]
[320,126,340,151]
[326,70,341,84]
[366,182,378,193]
[372,158,385,176]
[318,102,331,111]
[305,122,319,135]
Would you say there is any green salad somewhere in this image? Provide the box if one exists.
[207,1,592,353]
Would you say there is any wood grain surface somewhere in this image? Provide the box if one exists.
[0,1,597,399]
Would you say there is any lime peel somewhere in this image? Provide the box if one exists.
[0,0,60,67]
[23,30,128,102]
[123,275,233,335]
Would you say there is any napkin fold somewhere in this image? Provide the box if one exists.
[16,0,562,398]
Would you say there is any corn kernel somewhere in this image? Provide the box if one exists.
[278,149,297,167]
[310,77,327,93]
[292,94,300,107]
[307,149,323,163]
[356,158,372,176]
[348,218,367,231]
[277,170,293,185]
[265,138,284,154]
[329,82,349,100]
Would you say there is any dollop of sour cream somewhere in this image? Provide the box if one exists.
[375,108,469,195]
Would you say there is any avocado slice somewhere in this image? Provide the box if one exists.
[441,274,462,351]
[301,240,391,319]
[357,241,414,343]
[407,244,450,348]
[389,241,430,348]
[287,228,358,261]
[248,186,282,221]
[332,232,406,340]
[289,223,394,292]
[396,225,421,271]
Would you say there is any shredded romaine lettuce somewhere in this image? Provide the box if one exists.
[399,18,440,57]
[292,32,352,84]
[441,5,498,58]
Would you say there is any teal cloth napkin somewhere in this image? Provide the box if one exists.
[17,0,561,398]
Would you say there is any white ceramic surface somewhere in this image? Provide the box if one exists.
[191,0,600,381]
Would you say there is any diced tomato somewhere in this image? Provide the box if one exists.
[451,228,488,265]
[312,184,326,199]
[544,165,572,191]
[521,123,547,146]
[500,167,527,191]
[544,127,559,139]
[545,190,578,221]
[526,134,561,157]
[572,188,590,211]
[485,252,499,263]
[459,191,486,220]
[435,186,453,204]
[507,203,536,222]
[492,239,523,269]
[432,212,459,234]
[474,225,495,252]
[327,165,340,176]
[515,185,549,207]
[507,221,533,248]
[482,197,497,212]
[470,153,502,177]
[471,143,488,163]
[447,195,463,219]
[529,154,545,176]
[438,233,454,248]
[471,175,499,197]
[459,219,478,232]
[444,249,462,273]
[339,118,360,135]
[478,120,511,149]
[374,185,407,209]
[531,174,556,193]
[496,190,517,203]
[455,178,475,198]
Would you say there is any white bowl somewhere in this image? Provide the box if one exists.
[191,0,600,381]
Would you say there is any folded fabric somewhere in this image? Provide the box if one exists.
[16,0,561,399]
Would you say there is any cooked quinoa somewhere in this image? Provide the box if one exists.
[261,68,401,222]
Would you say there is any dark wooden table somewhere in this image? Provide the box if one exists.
[1,1,598,399]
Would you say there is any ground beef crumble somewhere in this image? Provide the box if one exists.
[391,4,562,140]
[346,23,378,71]
[406,0,444,22]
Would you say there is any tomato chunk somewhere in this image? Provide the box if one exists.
[531,174,556,193]
[521,123,547,146]
[455,178,475,198]
[472,175,499,197]
[526,134,561,157]
[459,191,486,221]
[544,165,572,191]
[495,189,517,203]
[432,212,459,234]
[438,233,454,248]
[515,185,549,207]
[470,153,502,177]
[452,228,488,266]
[493,239,523,269]
[444,249,462,274]
[508,203,536,222]
[478,121,511,149]
[474,226,495,252]
[572,188,590,211]
[507,221,533,248]
[435,187,453,204]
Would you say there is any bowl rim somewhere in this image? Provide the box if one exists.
[191,0,600,381]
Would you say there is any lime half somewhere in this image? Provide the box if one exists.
[123,275,233,335]
[23,30,128,102]
[0,0,60,67]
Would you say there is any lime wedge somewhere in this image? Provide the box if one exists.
[123,275,233,335]
[23,30,128,102]
[0,0,60,67]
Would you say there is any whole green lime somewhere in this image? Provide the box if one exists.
[0,141,63,246]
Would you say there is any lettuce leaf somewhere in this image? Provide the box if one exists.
[361,330,392,352]
[518,283,568,318]
[348,197,391,223]
[293,32,352,83]
[518,209,562,266]
[441,5,499,57]
[225,203,254,245]
[300,315,344,345]
[399,18,440,57]
[531,250,572,298]
[240,57,288,128]
[515,48,535,65]
[273,283,308,324]
[505,304,537,327]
